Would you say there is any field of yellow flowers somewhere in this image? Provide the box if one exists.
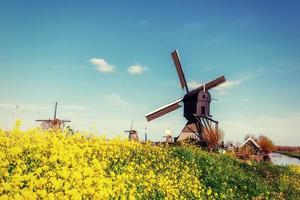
[1,121,300,199]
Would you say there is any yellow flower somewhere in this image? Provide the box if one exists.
[0,125,205,199]
[206,188,212,195]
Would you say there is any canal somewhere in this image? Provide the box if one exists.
[269,152,300,166]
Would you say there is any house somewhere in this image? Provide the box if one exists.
[240,138,263,155]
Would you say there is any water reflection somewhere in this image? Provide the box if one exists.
[269,152,300,166]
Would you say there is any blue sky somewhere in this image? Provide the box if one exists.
[0,0,300,145]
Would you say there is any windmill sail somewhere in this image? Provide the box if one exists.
[171,50,189,93]
[197,75,225,91]
[145,99,182,121]
[54,102,58,119]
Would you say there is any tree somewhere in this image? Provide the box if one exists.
[244,134,256,141]
[202,126,224,149]
[257,135,276,153]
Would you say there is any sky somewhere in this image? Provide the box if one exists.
[0,0,300,145]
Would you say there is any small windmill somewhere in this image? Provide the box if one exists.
[124,120,139,141]
[145,50,226,143]
[163,128,174,143]
[36,102,71,130]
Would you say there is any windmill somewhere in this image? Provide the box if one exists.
[124,120,139,141]
[145,50,226,143]
[36,102,71,130]
[163,128,174,143]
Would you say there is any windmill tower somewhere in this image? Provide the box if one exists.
[145,50,226,143]
[124,120,139,141]
[36,102,71,130]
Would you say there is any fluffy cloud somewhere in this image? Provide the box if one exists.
[215,79,241,95]
[60,105,88,111]
[222,114,300,146]
[187,81,202,90]
[89,58,114,73]
[187,79,242,95]
[216,80,241,90]
[104,94,132,108]
[0,103,48,110]
[243,98,250,102]
[127,64,147,75]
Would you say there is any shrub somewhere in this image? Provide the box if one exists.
[202,126,224,149]
[257,135,276,153]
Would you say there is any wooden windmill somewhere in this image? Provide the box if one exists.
[36,102,71,130]
[124,120,139,141]
[145,50,226,143]
[163,128,174,143]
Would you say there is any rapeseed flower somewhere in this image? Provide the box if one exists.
[0,127,205,199]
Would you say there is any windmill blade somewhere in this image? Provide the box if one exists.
[61,120,71,123]
[171,50,189,93]
[130,120,133,131]
[36,119,51,122]
[197,75,226,91]
[145,99,182,121]
[54,102,58,120]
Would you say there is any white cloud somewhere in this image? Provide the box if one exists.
[60,105,88,111]
[187,80,202,90]
[215,79,242,95]
[104,94,132,108]
[0,103,88,112]
[186,78,243,96]
[216,80,241,90]
[127,64,147,75]
[89,58,114,73]
[221,114,300,146]
[0,103,48,110]
[187,79,241,94]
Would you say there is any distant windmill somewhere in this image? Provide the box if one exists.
[124,120,139,141]
[145,50,226,143]
[163,128,174,143]
[36,102,71,130]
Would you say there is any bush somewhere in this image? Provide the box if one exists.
[202,126,224,149]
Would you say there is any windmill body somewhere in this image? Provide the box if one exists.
[36,102,70,130]
[145,50,226,142]
[124,120,139,141]
[183,89,211,120]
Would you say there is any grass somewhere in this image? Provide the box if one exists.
[171,145,300,199]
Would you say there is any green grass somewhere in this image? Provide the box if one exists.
[277,151,300,159]
[169,145,300,200]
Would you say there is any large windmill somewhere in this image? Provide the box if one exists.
[145,50,226,142]
[36,102,71,130]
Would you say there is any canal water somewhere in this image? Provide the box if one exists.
[269,152,300,166]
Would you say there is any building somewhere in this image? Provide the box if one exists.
[240,138,263,155]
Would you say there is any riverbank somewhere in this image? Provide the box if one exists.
[276,151,300,159]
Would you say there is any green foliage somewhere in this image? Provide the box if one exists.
[170,146,300,200]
